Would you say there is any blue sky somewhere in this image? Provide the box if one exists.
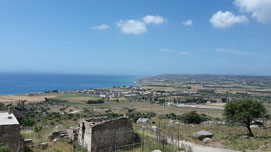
[0,0,270,75]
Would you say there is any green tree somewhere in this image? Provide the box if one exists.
[224,100,267,137]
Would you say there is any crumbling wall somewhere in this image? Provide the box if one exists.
[0,125,24,152]
[78,121,93,151]
[78,117,133,152]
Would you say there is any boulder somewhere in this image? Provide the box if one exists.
[48,130,68,141]
[55,125,63,129]
[24,139,33,145]
[48,131,60,141]
[203,121,213,125]
[40,143,48,149]
[152,150,162,152]
[168,120,175,125]
[136,118,149,123]
[151,125,157,131]
[193,130,213,140]
[203,137,211,144]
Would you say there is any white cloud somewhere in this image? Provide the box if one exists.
[178,51,190,55]
[117,20,147,35]
[234,0,271,24]
[142,15,165,24]
[183,20,193,26]
[160,49,190,55]
[92,24,110,30]
[210,11,248,29]
[216,48,255,56]
[160,48,173,52]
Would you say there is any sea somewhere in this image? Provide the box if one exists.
[0,73,138,95]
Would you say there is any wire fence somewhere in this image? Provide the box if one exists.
[111,120,191,152]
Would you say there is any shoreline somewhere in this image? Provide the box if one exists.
[0,73,140,96]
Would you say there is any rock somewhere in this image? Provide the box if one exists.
[168,120,175,125]
[203,121,213,126]
[24,139,32,145]
[152,125,157,131]
[48,130,68,141]
[250,125,260,128]
[55,125,63,129]
[136,118,149,123]
[203,137,211,144]
[241,135,249,139]
[216,121,226,125]
[193,130,213,140]
[40,143,48,149]
[152,150,162,152]
[48,131,60,141]
[53,138,59,142]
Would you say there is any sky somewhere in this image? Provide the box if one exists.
[0,0,271,76]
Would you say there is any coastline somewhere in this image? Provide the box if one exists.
[0,73,140,96]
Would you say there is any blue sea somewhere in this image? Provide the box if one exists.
[0,73,138,95]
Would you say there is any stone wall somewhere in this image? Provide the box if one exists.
[0,124,24,152]
[78,117,133,152]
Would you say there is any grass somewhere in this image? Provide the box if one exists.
[14,93,271,151]
[133,119,271,151]
[136,104,224,118]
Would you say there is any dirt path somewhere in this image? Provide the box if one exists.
[147,132,240,152]
[168,138,240,152]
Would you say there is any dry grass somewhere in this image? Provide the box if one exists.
[0,94,57,104]
[136,104,224,118]
[133,120,271,151]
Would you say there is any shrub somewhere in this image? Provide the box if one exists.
[86,99,104,104]
[128,108,135,113]
[180,111,206,124]
[21,119,36,127]
[0,103,7,111]
[24,146,33,152]
[0,142,9,152]
[166,113,177,119]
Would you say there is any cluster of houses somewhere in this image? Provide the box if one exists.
[26,86,169,99]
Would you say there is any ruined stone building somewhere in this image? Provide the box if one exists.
[77,116,134,152]
[0,112,25,152]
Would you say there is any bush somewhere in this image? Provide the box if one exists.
[128,108,135,113]
[180,111,206,124]
[105,112,121,118]
[0,142,9,152]
[166,113,177,119]
[21,119,36,127]
[0,103,7,111]
[86,99,104,104]
[24,146,34,152]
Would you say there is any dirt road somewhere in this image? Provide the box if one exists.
[168,138,240,152]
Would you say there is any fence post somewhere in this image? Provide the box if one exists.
[114,129,116,152]
[177,123,180,151]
